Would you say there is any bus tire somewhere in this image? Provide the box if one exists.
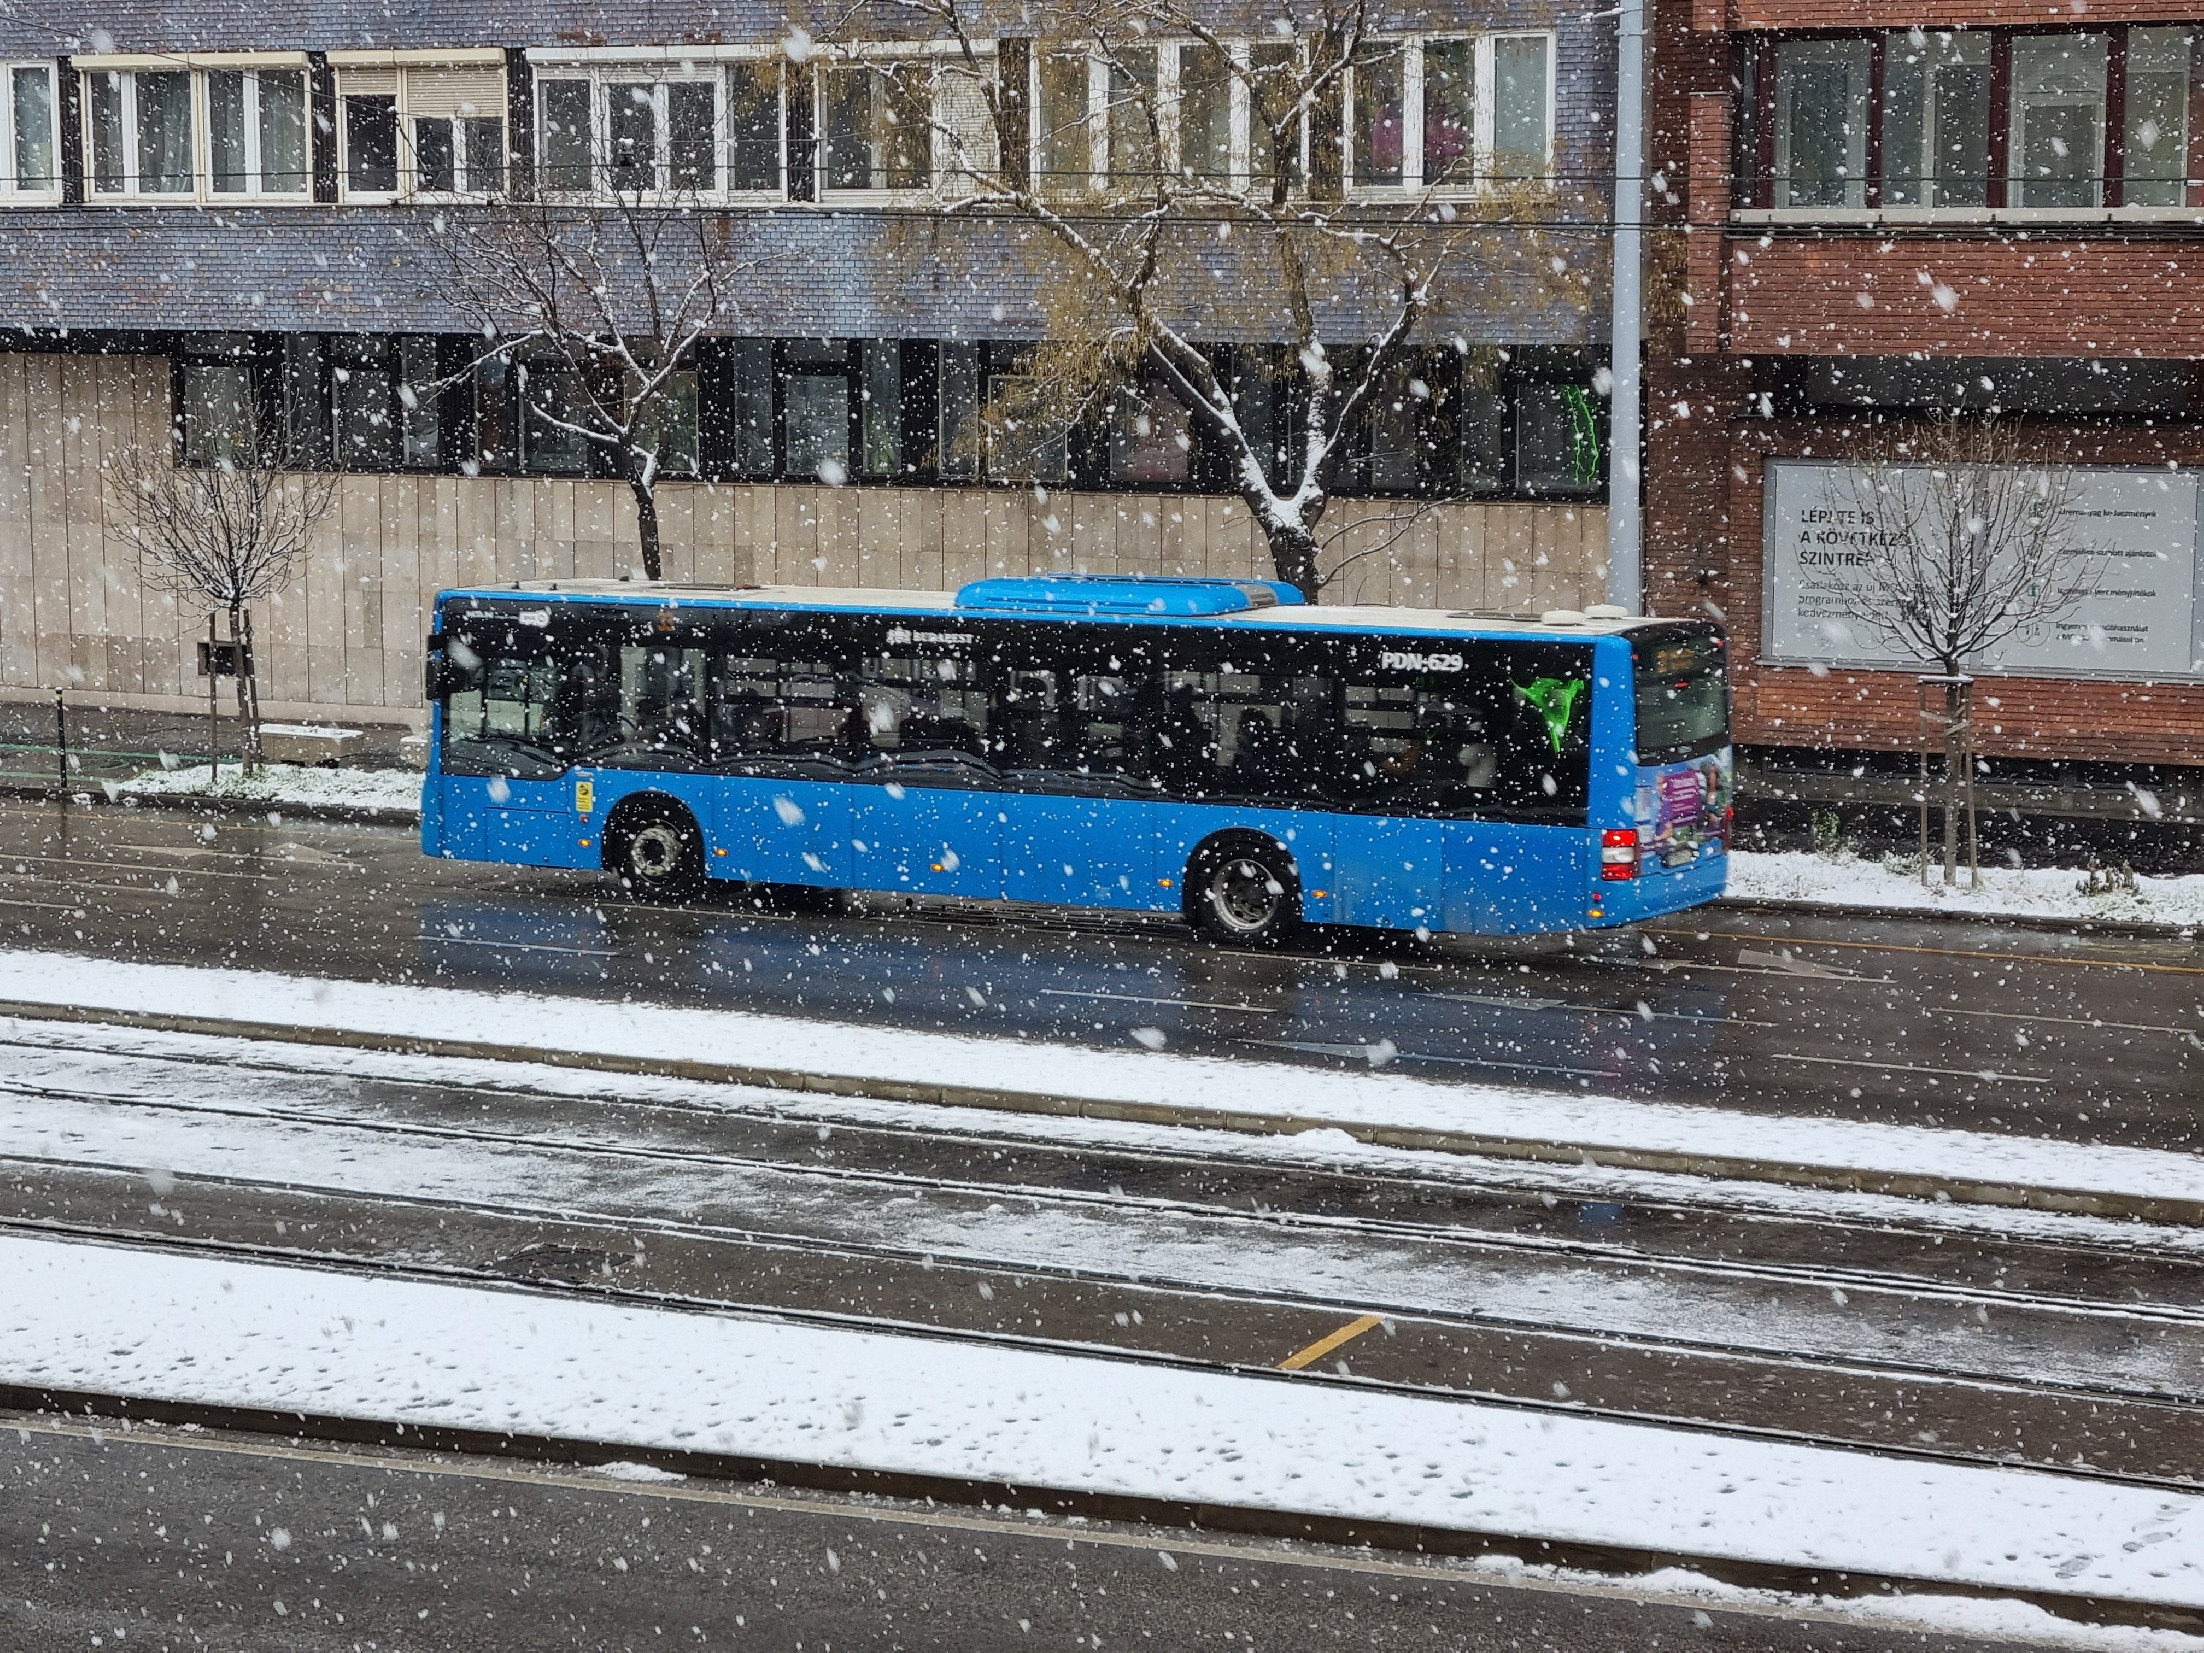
[1186,838,1300,949]
[606,800,707,903]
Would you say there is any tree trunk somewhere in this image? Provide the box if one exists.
[1262,516,1324,604]
[1938,676,1966,886]
[629,474,663,582]
[229,606,263,774]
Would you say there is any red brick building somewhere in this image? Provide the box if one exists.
[1647,0,2204,772]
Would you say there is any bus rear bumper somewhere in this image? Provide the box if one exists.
[1577,850,1728,929]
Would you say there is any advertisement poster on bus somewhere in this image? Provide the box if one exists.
[1636,749,1731,867]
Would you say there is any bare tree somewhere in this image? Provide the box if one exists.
[108,427,337,772]
[846,0,1592,599]
[1832,416,2104,883]
[431,173,758,582]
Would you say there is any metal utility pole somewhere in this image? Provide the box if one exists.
[1606,0,1646,613]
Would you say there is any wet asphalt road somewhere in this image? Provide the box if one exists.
[0,795,2197,1149]
[0,1417,2123,1653]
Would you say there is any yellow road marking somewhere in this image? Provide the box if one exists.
[1279,1313,1383,1372]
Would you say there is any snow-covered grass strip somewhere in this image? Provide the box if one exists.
[3,1230,2199,1610]
[1729,850,2204,930]
[0,949,2198,1212]
[116,763,423,814]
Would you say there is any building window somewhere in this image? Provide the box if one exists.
[639,370,701,477]
[519,360,590,473]
[1880,31,1989,207]
[782,339,853,478]
[88,68,195,194]
[329,336,443,470]
[1178,44,1232,180]
[2125,28,2194,206]
[2011,33,2106,208]
[1108,379,1191,485]
[1514,382,1603,496]
[535,64,779,196]
[344,94,400,195]
[822,61,932,191]
[1351,44,1406,187]
[539,78,592,190]
[1036,50,1092,191]
[1107,48,1158,183]
[1749,26,2186,212]
[207,69,309,196]
[1773,39,1871,208]
[1344,35,1552,190]
[414,113,505,195]
[1489,36,1552,181]
[3,63,57,194]
[727,61,783,192]
[177,338,260,466]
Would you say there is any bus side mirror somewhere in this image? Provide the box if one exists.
[424,650,464,702]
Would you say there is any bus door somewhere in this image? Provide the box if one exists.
[708,645,851,887]
[845,646,1000,898]
[992,645,1154,911]
[439,611,615,869]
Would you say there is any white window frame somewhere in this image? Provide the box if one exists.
[83,66,202,200]
[0,62,60,199]
[532,56,783,202]
[1034,40,1312,194]
[816,48,947,201]
[404,110,507,200]
[337,88,402,204]
[1340,31,1557,197]
[204,66,311,199]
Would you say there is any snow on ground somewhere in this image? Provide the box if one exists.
[1,948,2197,1211]
[117,762,423,814]
[4,1046,2173,1394]
[1729,848,2204,929]
[20,1010,2199,1262]
[2,1230,2199,1612]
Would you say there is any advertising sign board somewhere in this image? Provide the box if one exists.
[1761,461,2204,680]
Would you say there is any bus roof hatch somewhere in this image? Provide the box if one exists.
[953,575,1304,617]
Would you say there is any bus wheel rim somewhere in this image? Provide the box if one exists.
[631,823,682,878]
[1211,858,1279,931]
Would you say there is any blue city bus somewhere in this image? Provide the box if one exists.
[419,575,1730,943]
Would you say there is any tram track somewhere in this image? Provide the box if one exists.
[3,1026,2203,1488]
[5,1066,2200,1339]
[6,1174,2202,1499]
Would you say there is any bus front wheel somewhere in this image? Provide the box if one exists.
[1187,840,1300,949]
[607,802,707,903]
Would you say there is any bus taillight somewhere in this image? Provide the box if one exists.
[1600,828,1640,880]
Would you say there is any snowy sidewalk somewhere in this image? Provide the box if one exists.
[1728,850,2204,931]
[1,949,2201,1222]
[2,1229,2199,1613]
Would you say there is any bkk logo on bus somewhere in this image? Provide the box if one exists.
[1378,650,1464,672]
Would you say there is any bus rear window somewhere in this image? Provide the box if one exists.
[1634,632,1728,762]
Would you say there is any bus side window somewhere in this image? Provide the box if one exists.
[617,646,707,762]
[861,651,991,762]
[712,651,859,764]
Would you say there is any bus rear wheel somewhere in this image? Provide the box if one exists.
[608,803,706,903]
[1188,841,1299,948]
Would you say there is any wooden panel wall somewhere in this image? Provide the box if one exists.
[0,356,1611,725]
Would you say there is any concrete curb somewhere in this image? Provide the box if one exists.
[4,997,2198,1229]
[1710,894,2201,942]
